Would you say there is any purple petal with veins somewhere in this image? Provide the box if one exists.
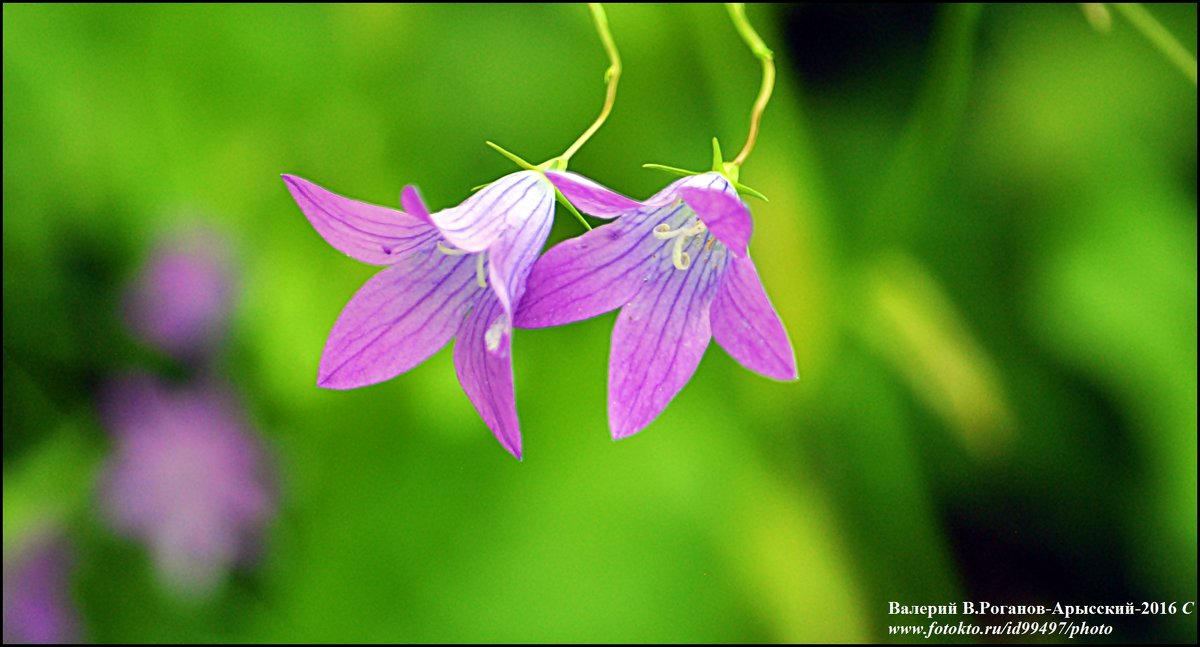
[517,199,692,328]
[431,171,550,254]
[318,246,485,389]
[678,184,752,254]
[401,185,434,225]
[517,171,796,440]
[711,254,797,380]
[609,228,727,439]
[454,293,522,459]
[482,179,555,317]
[544,170,642,218]
[283,174,436,265]
[283,171,556,458]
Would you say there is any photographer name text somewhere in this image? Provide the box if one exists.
[888,600,1195,620]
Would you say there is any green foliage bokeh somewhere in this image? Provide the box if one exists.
[3,4,1196,642]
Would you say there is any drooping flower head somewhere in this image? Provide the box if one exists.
[280,3,624,459]
[514,3,795,441]
[123,227,236,360]
[516,170,797,439]
[2,532,81,644]
[282,171,557,459]
[98,374,275,597]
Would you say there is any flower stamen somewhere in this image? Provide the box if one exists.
[438,241,487,287]
[655,220,708,270]
[672,236,691,270]
[652,223,679,240]
[437,241,466,256]
[475,253,488,288]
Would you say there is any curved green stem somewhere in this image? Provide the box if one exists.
[559,3,623,163]
[726,3,776,168]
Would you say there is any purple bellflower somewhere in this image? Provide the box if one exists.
[282,170,557,459]
[123,228,235,360]
[516,170,797,439]
[98,375,275,597]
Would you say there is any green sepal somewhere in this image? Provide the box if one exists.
[483,142,589,230]
[645,137,768,200]
[732,181,768,201]
[711,137,725,173]
[642,163,704,177]
[485,141,539,171]
[555,188,592,231]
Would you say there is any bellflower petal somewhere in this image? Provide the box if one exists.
[483,182,555,316]
[678,185,752,254]
[519,170,795,440]
[400,185,433,226]
[711,254,798,380]
[544,170,642,218]
[283,174,436,265]
[285,169,552,458]
[454,293,522,459]
[318,247,484,389]
[609,234,727,439]
[516,199,695,328]
[431,171,549,253]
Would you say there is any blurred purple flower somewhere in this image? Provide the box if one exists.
[98,375,274,597]
[282,171,556,459]
[2,533,81,644]
[517,171,797,439]
[123,228,235,359]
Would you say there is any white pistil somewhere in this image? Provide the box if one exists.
[475,253,487,288]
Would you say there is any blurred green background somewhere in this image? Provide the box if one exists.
[3,3,1196,642]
